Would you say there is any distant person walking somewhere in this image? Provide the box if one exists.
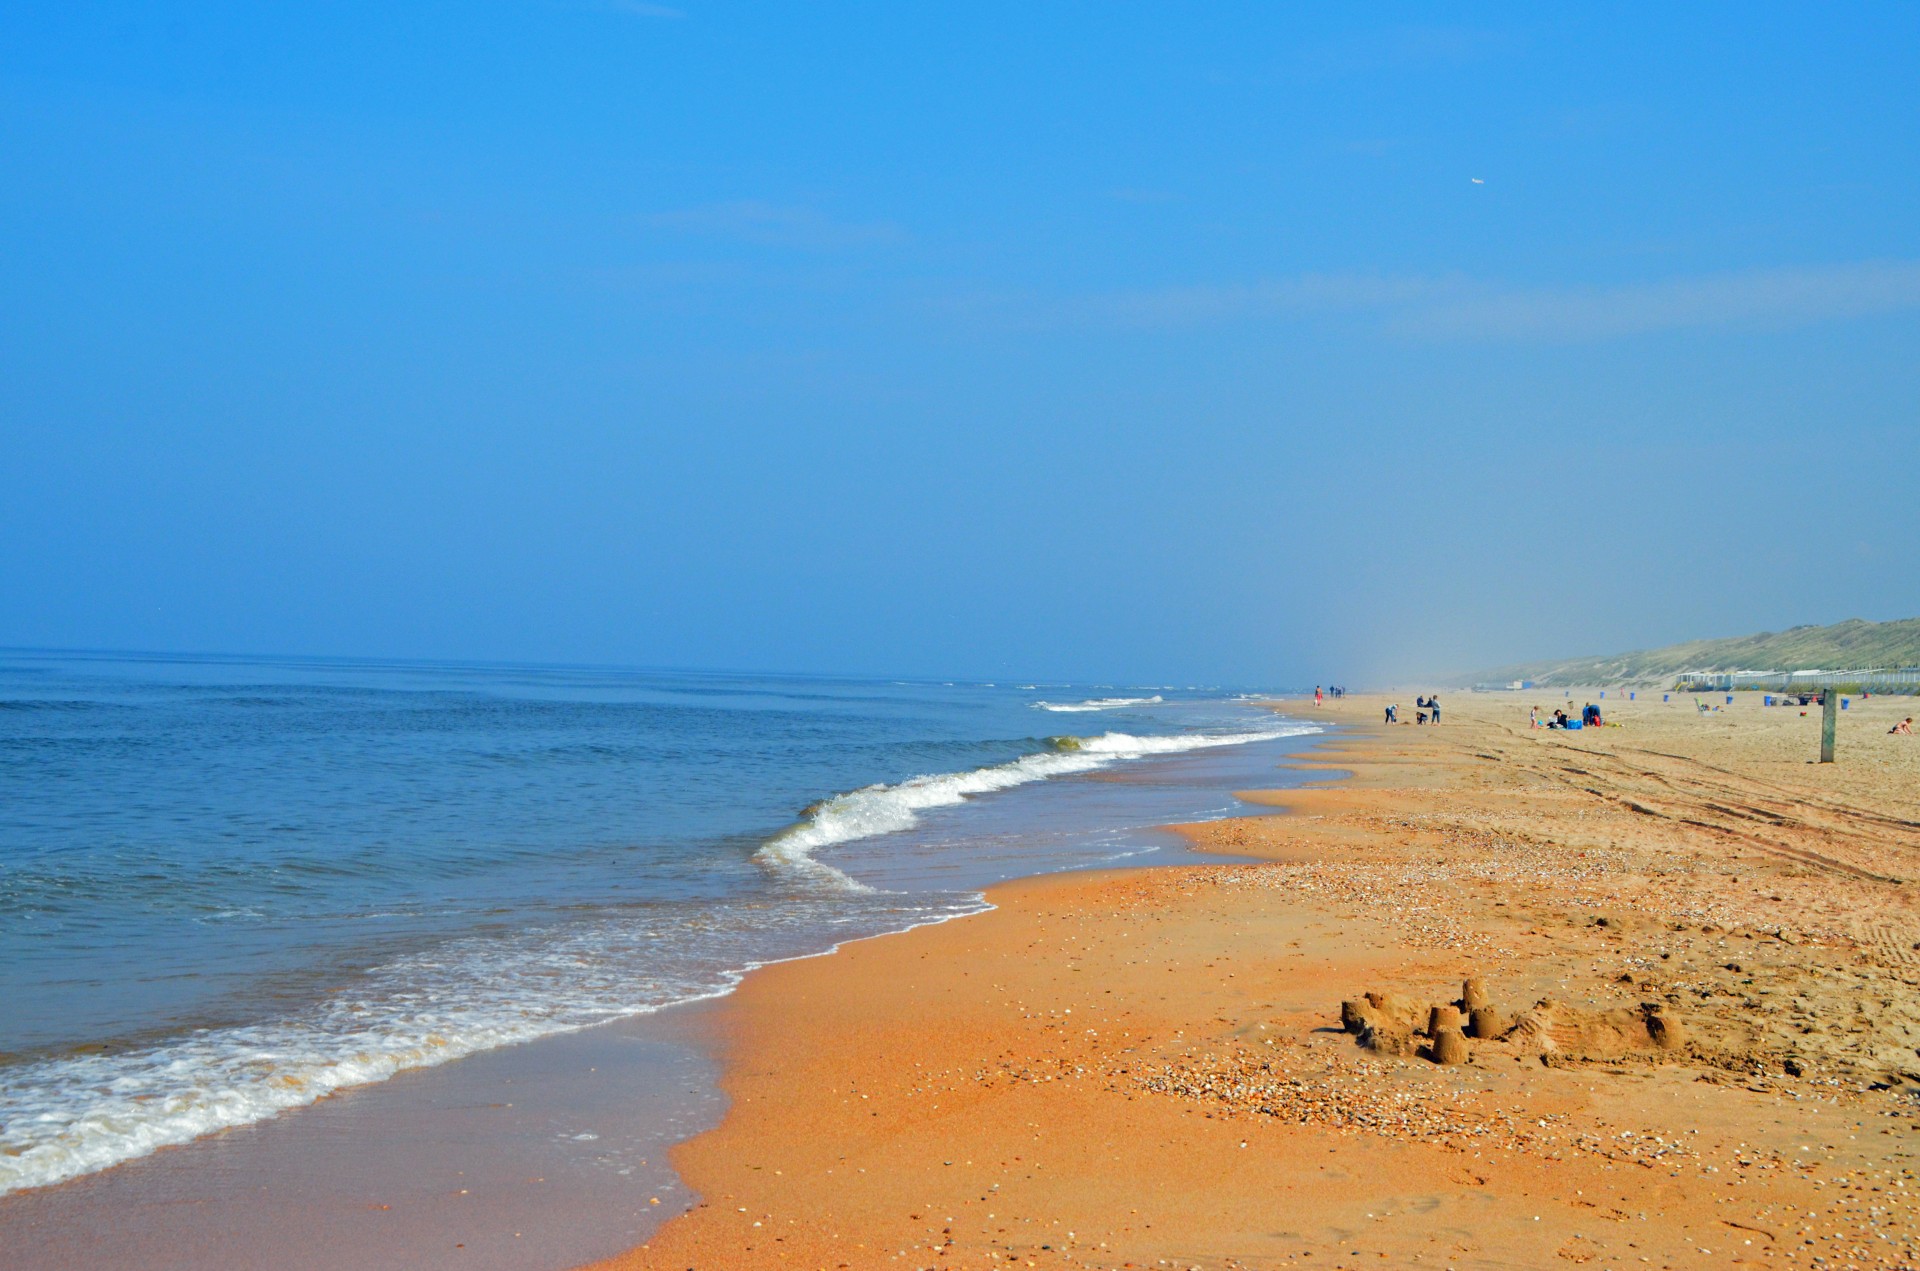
[1314,685,1323,707]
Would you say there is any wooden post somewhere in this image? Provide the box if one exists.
[1820,685,1838,763]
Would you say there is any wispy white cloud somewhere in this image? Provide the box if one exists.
[1405,261,1920,339]
[1288,24,1522,77]
[1081,273,1443,328]
[1001,261,1920,342]
[639,201,907,251]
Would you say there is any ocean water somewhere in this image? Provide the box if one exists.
[0,651,1315,1199]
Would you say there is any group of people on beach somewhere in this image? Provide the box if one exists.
[1531,703,1603,729]
[1381,695,1440,725]
[1332,693,1910,733]
[1312,685,1347,706]
[1513,701,1915,735]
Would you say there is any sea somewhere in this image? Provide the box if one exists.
[0,651,1321,1218]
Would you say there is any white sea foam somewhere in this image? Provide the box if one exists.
[0,894,986,1198]
[755,724,1316,888]
[1031,695,1164,712]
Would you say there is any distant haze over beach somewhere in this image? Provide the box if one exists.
[1451,615,1920,688]
[2,6,1916,682]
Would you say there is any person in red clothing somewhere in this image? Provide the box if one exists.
[1314,685,1323,707]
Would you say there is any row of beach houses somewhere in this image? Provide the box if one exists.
[1671,667,1920,694]
[1492,667,1920,694]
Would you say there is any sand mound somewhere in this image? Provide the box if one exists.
[1501,998,1689,1061]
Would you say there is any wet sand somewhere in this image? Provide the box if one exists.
[2,1010,716,1271]
[588,690,1920,1269]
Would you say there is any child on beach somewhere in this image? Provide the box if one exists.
[1893,718,1914,735]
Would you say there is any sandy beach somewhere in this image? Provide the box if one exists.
[588,690,1920,1270]
[12,6,1916,1266]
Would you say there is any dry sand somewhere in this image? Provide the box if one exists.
[586,690,1920,1270]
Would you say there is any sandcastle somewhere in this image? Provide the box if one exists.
[1339,977,1688,1066]
[1338,991,1425,1057]
[1339,980,1487,1065]
[1467,1005,1505,1039]
[1430,1025,1469,1065]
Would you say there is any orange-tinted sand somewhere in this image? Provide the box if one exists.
[587,692,1920,1270]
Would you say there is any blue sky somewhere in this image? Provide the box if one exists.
[3,3,1916,683]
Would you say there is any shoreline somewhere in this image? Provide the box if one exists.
[0,710,1326,1271]
[0,655,1314,1214]
[587,691,1920,1269]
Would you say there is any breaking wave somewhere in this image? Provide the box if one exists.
[1032,695,1164,712]
[755,725,1316,888]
